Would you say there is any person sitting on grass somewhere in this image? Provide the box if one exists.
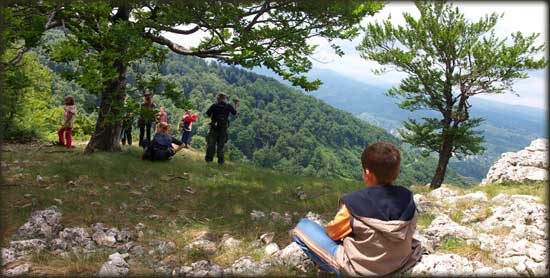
[291,142,421,276]
[142,122,185,161]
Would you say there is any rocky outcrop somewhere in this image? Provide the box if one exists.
[2,207,148,276]
[225,256,271,276]
[274,242,315,272]
[98,252,130,277]
[2,195,547,277]
[2,263,31,277]
[482,138,548,184]
[12,206,62,240]
[184,239,217,256]
[407,185,548,277]
[172,260,223,277]
[52,227,96,250]
[150,240,177,257]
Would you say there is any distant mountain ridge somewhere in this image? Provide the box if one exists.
[253,67,546,183]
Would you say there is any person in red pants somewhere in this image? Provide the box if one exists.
[57,95,77,148]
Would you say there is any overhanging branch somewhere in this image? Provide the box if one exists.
[162,25,200,35]
[146,33,228,58]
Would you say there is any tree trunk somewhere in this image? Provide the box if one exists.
[430,133,453,189]
[84,60,127,153]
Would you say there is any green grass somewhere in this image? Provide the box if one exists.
[438,236,497,267]
[411,182,547,204]
[409,184,432,195]
[0,143,362,274]
[448,210,464,223]
[28,248,110,275]
[417,213,436,229]
[470,181,547,204]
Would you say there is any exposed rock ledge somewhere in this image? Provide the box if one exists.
[482,138,548,185]
[2,185,548,276]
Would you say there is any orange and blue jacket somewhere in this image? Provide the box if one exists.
[326,185,421,276]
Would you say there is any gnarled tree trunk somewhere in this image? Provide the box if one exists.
[84,60,127,153]
[430,133,453,189]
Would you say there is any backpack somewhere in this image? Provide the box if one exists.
[211,103,230,128]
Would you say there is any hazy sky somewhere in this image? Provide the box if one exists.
[163,1,548,109]
[309,1,548,109]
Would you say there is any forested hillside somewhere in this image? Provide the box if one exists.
[316,69,545,183]
[255,67,546,183]
[4,30,465,185]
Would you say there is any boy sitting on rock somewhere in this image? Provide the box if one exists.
[291,142,421,276]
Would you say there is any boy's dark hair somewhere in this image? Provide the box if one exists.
[64,95,74,105]
[361,142,401,185]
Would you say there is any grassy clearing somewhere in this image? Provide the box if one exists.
[0,143,361,273]
[470,181,547,204]
[410,182,547,204]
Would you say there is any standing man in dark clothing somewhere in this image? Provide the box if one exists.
[205,92,239,165]
[138,90,157,148]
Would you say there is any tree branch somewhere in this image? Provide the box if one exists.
[162,25,200,35]
[5,47,28,66]
[244,0,271,32]
[145,33,227,58]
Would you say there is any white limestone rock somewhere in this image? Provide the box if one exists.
[98,252,129,277]
[482,138,548,184]
[409,254,477,276]
[264,243,280,256]
[13,206,62,240]
[2,263,31,276]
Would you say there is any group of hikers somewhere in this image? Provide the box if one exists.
[137,91,238,164]
[118,90,199,150]
[55,90,239,165]
[55,92,421,276]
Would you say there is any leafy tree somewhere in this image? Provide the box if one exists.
[1,49,52,141]
[5,1,384,152]
[357,1,546,188]
[0,5,50,138]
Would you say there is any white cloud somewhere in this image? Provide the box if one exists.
[474,69,548,109]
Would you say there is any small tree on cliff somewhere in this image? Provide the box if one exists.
[357,1,546,189]
[4,1,384,153]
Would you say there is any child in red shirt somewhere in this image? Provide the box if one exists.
[180,109,199,148]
